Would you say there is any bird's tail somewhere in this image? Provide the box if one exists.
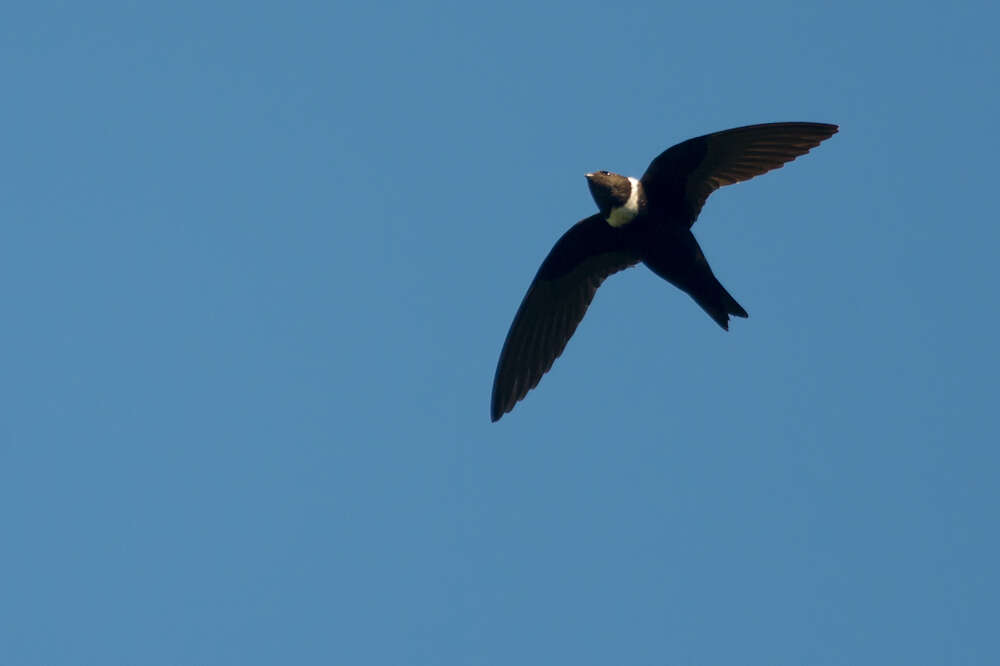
[697,281,748,331]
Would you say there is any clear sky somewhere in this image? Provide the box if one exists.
[2,2,998,664]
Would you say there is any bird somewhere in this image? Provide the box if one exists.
[490,121,838,422]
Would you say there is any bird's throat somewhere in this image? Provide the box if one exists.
[606,177,642,228]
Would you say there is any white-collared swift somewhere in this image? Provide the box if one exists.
[491,122,838,422]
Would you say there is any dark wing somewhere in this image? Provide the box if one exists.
[491,214,638,422]
[640,122,838,227]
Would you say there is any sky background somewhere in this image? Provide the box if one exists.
[2,2,998,664]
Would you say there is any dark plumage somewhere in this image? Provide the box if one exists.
[491,122,838,422]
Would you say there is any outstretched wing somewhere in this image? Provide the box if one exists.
[491,214,638,422]
[641,122,838,227]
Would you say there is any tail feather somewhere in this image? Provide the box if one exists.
[696,281,748,330]
[724,290,748,319]
[639,227,749,330]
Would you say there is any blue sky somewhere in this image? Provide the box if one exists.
[2,2,998,664]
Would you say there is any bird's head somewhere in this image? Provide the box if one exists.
[585,171,644,227]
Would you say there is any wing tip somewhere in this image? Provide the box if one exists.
[490,378,511,422]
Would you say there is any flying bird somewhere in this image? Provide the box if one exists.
[490,121,838,422]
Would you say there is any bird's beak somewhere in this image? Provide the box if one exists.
[585,172,595,180]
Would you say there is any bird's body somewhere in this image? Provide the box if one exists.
[491,122,838,422]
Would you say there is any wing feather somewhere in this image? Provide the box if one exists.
[640,122,838,227]
[491,215,638,421]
